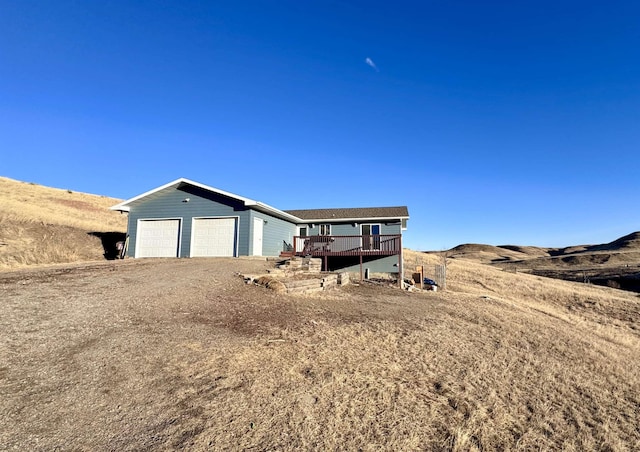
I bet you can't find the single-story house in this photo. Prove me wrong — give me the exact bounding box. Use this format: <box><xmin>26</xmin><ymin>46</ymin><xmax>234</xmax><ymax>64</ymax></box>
<box><xmin>110</xmin><ymin>178</ymin><xmax>409</xmax><ymax>275</ymax></box>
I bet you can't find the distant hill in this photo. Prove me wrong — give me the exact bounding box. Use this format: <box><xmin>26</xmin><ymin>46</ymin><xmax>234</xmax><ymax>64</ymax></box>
<box><xmin>440</xmin><ymin>232</ymin><xmax>640</xmax><ymax>266</ymax></box>
<box><xmin>0</xmin><ymin>176</ymin><xmax>126</xmax><ymax>269</ymax></box>
<box><xmin>429</xmin><ymin>232</ymin><xmax>640</xmax><ymax>292</ymax></box>
<box><xmin>446</xmin><ymin>243</ymin><xmax>547</xmax><ymax>264</ymax></box>
<box><xmin>597</xmin><ymin>231</ymin><xmax>640</xmax><ymax>251</ymax></box>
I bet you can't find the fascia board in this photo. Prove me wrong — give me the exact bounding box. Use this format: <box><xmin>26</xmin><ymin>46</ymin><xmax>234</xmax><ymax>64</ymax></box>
<box><xmin>109</xmin><ymin>177</ymin><xmax>258</xmax><ymax>212</ymax></box>
<box><xmin>254</xmin><ymin>202</ymin><xmax>303</xmax><ymax>223</ymax></box>
<box><xmin>110</xmin><ymin>203</ymin><xmax>130</xmax><ymax>212</ymax></box>
<box><xmin>183</xmin><ymin>178</ymin><xmax>257</xmax><ymax>205</ymax></box>
<box><xmin>296</xmin><ymin>216</ymin><xmax>409</xmax><ymax>223</ymax></box>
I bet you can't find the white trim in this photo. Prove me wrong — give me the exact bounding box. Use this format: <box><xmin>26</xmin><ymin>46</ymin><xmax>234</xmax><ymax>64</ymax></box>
<box><xmin>254</xmin><ymin>202</ymin><xmax>301</xmax><ymax>223</ymax></box>
<box><xmin>110</xmin><ymin>178</ymin><xmax>302</xmax><ymax>223</ymax></box>
<box><xmin>110</xmin><ymin>178</ymin><xmax>256</xmax><ymax>213</ymax></box>
<box><xmin>319</xmin><ymin>223</ymin><xmax>331</xmax><ymax>236</ymax></box>
<box><xmin>360</xmin><ymin>223</ymin><xmax>382</xmax><ymax>234</ymax></box>
<box><xmin>360</xmin><ymin>223</ymin><xmax>382</xmax><ymax>251</ymax></box>
<box><xmin>296</xmin><ymin>216</ymin><xmax>409</xmax><ymax>223</ymax></box>
<box><xmin>189</xmin><ymin>216</ymin><xmax>240</xmax><ymax>258</ymax></box>
<box><xmin>295</xmin><ymin>226</ymin><xmax>308</xmax><ymax>253</ymax></box>
<box><xmin>135</xmin><ymin>217</ymin><xmax>183</xmax><ymax>258</ymax></box>
<box><xmin>252</xmin><ymin>217</ymin><xmax>264</xmax><ymax>256</ymax></box>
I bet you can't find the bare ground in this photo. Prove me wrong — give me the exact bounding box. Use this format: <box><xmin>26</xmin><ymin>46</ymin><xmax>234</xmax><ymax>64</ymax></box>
<box><xmin>1</xmin><ymin>257</ymin><xmax>640</xmax><ymax>450</ymax></box>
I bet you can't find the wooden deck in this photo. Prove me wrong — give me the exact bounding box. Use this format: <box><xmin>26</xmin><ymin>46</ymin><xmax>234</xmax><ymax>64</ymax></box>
<box><xmin>292</xmin><ymin>235</ymin><xmax>402</xmax><ymax>257</ymax></box>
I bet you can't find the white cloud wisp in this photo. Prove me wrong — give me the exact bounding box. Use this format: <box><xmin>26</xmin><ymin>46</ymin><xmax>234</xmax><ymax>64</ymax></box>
<box><xmin>365</xmin><ymin>57</ymin><xmax>379</xmax><ymax>72</ymax></box>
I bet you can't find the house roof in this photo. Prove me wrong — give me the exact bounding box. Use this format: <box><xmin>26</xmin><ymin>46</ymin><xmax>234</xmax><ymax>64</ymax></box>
<box><xmin>284</xmin><ymin>206</ymin><xmax>409</xmax><ymax>222</ymax></box>
<box><xmin>109</xmin><ymin>178</ymin><xmax>301</xmax><ymax>223</ymax></box>
<box><xmin>110</xmin><ymin>178</ymin><xmax>409</xmax><ymax>225</ymax></box>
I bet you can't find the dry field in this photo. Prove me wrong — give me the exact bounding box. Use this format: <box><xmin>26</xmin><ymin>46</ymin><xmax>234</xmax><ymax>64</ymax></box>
<box><xmin>443</xmin><ymin>233</ymin><xmax>640</xmax><ymax>268</ymax></box>
<box><xmin>439</xmin><ymin>234</ymin><xmax>640</xmax><ymax>293</ymax></box>
<box><xmin>1</xmin><ymin>251</ymin><xmax>639</xmax><ymax>451</ymax></box>
<box><xmin>0</xmin><ymin>176</ymin><xmax>126</xmax><ymax>268</ymax></box>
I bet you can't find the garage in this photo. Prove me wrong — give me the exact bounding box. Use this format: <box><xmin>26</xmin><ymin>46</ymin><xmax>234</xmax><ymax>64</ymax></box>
<box><xmin>136</xmin><ymin>219</ymin><xmax>181</xmax><ymax>258</ymax></box>
<box><xmin>191</xmin><ymin>217</ymin><xmax>237</xmax><ymax>257</ymax></box>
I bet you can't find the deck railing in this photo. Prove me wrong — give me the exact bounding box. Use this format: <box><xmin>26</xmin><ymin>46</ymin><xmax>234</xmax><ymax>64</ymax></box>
<box><xmin>293</xmin><ymin>235</ymin><xmax>402</xmax><ymax>257</ymax></box>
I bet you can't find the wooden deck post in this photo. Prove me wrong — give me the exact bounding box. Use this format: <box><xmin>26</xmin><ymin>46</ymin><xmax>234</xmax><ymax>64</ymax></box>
<box><xmin>360</xmin><ymin>254</ymin><xmax>363</xmax><ymax>281</ymax></box>
<box><xmin>398</xmin><ymin>235</ymin><xmax>403</xmax><ymax>288</ymax></box>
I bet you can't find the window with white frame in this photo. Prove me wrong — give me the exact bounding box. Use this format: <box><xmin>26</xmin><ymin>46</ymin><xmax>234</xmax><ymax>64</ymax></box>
<box><xmin>319</xmin><ymin>224</ymin><xmax>331</xmax><ymax>236</ymax></box>
<box><xmin>361</xmin><ymin>223</ymin><xmax>381</xmax><ymax>250</ymax></box>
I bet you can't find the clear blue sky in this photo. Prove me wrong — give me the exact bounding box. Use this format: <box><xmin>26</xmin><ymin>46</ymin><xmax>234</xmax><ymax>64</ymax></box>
<box><xmin>2</xmin><ymin>1</ymin><xmax>639</xmax><ymax>250</ymax></box>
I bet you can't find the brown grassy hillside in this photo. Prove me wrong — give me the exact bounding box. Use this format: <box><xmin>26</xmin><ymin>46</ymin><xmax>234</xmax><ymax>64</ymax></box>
<box><xmin>443</xmin><ymin>233</ymin><xmax>640</xmax><ymax>268</ymax></box>
<box><xmin>0</xmin><ymin>176</ymin><xmax>126</xmax><ymax>269</ymax></box>
<box><xmin>433</xmin><ymin>232</ymin><xmax>640</xmax><ymax>293</ymax></box>
<box><xmin>2</xmin><ymin>254</ymin><xmax>639</xmax><ymax>450</ymax></box>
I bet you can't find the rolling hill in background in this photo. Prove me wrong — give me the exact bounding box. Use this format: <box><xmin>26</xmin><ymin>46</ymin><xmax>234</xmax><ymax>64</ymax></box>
<box><xmin>0</xmin><ymin>176</ymin><xmax>126</xmax><ymax>269</ymax></box>
<box><xmin>434</xmin><ymin>232</ymin><xmax>640</xmax><ymax>292</ymax></box>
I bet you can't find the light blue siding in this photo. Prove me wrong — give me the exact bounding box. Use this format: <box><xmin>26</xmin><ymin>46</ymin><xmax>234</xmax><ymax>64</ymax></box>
<box><xmin>126</xmin><ymin>184</ymin><xmax>252</xmax><ymax>257</ymax></box>
<box><xmin>333</xmin><ymin>255</ymin><xmax>401</xmax><ymax>274</ymax></box>
<box><xmin>306</xmin><ymin>221</ymin><xmax>402</xmax><ymax>236</ymax></box>
<box><xmin>250</xmin><ymin>211</ymin><xmax>297</xmax><ymax>256</ymax></box>
<box><xmin>122</xmin><ymin>182</ymin><xmax>405</xmax><ymax>269</ymax></box>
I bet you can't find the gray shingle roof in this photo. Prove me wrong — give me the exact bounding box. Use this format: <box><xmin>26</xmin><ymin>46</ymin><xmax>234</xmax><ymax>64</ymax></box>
<box><xmin>284</xmin><ymin>206</ymin><xmax>409</xmax><ymax>221</ymax></box>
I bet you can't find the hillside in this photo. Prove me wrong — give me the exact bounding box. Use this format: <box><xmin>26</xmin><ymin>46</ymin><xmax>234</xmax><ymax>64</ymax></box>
<box><xmin>0</xmin><ymin>176</ymin><xmax>126</xmax><ymax>269</ymax></box>
<box><xmin>443</xmin><ymin>234</ymin><xmax>640</xmax><ymax>266</ymax></box>
<box><xmin>432</xmin><ymin>232</ymin><xmax>640</xmax><ymax>292</ymax></box>
<box><xmin>1</xmin><ymin>178</ymin><xmax>639</xmax><ymax>449</ymax></box>
<box><xmin>2</xmin><ymin>253</ymin><xmax>639</xmax><ymax>450</ymax></box>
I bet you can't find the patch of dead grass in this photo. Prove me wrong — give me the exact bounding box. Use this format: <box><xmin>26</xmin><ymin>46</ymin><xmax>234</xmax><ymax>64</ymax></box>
<box><xmin>1</xmin><ymin>258</ymin><xmax>639</xmax><ymax>450</ymax></box>
<box><xmin>0</xmin><ymin>177</ymin><xmax>126</xmax><ymax>269</ymax></box>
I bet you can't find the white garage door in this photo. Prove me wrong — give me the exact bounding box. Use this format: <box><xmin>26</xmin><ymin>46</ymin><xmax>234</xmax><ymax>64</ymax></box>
<box><xmin>191</xmin><ymin>218</ymin><xmax>237</xmax><ymax>257</ymax></box>
<box><xmin>136</xmin><ymin>219</ymin><xmax>180</xmax><ymax>258</ymax></box>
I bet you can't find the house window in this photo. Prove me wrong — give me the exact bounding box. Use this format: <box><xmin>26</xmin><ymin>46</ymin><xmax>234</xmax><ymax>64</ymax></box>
<box><xmin>361</xmin><ymin>224</ymin><xmax>381</xmax><ymax>250</ymax></box>
<box><xmin>361</xmin><ymin>224</ymin><xmax>380</xmax><ymax>236</ymax></box>
<box><xmin>319</xmin><ymin>224</ymin><xmax>331</xmax><ymax>236</ymax></box>
<box><xmin>299</xmin><ymin>227</ymin><xmax>307</xmax><ymax>237</ymax></box>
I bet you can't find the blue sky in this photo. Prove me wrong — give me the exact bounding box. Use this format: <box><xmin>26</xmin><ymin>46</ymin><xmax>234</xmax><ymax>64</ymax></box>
<box><xmin>2</xmin><ymin>1</ymin><xmax>639</xmax><ymax>250</ymax></box>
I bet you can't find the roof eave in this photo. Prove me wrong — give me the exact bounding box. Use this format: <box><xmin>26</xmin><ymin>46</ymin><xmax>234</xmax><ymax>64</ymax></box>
<box><xmin>109</xmin><ymin>204</ymin><xmax>130</xmax><ymax>212</ymax></box>
<box><xmin>296</xmin><ymin>215</ymin><xmax>409</xmax><ymax>223</ymax></box>
<box><xmin>255</xmin><ymin>202</ymin><xmax>303</xmax><ymax>222</ymax></box>
<box><xmin>109</xmin><ymin>178</ymin><xmax>301</xmax><ymax>222</ymax></box>
<box><xmin>108</xmin><ymin>177</ymin><xmax>259</xmax><ymax>211</ymax></box>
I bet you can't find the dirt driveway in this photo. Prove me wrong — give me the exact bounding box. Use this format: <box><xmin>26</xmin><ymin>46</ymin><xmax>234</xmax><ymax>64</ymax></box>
<box><xmin>5</xmin><ymin>258</ymin><xmax>638</xmax><ymax>450</ymax></box>
<box><xmin>0</xmin><ymin>258</ymin><xmax>422</xmax><ymax>450</ymax></box>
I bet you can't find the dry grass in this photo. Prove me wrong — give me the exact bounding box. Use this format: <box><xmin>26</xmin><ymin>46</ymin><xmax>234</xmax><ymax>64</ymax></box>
<box><xmin>2</xmin><ymin>256</ymin><xmax>639</xmax><ymax>450</ymax></box>
<box><xmin>1</xmin><ymin>178</ymin><xmax>640</xmax><ymax>449</ymax></box>
<box><xmin>0</xmin><ymin>177</ymin><xmax>126</xmax><ymax>268</ymax></box>
<box><xmin>441</xmin><ymin>235</ymin><xmax>640</xmax><ymax>276</ymax></box>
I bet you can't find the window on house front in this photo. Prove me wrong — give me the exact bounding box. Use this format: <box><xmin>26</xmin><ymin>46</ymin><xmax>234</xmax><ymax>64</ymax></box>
<box><xmin>361</xmin><ymin>224</ymin><xmax>380</xmax><ymax>236</ymax></box>
<box><xmin>361</xmin><ymin>224</ymin><xmax>381</xmax><ymax>250</ymax></box>
<box><xmin>319</xmin><ymin>224</ymin><xmax>331</xmax><ymax>236</ymax></box>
